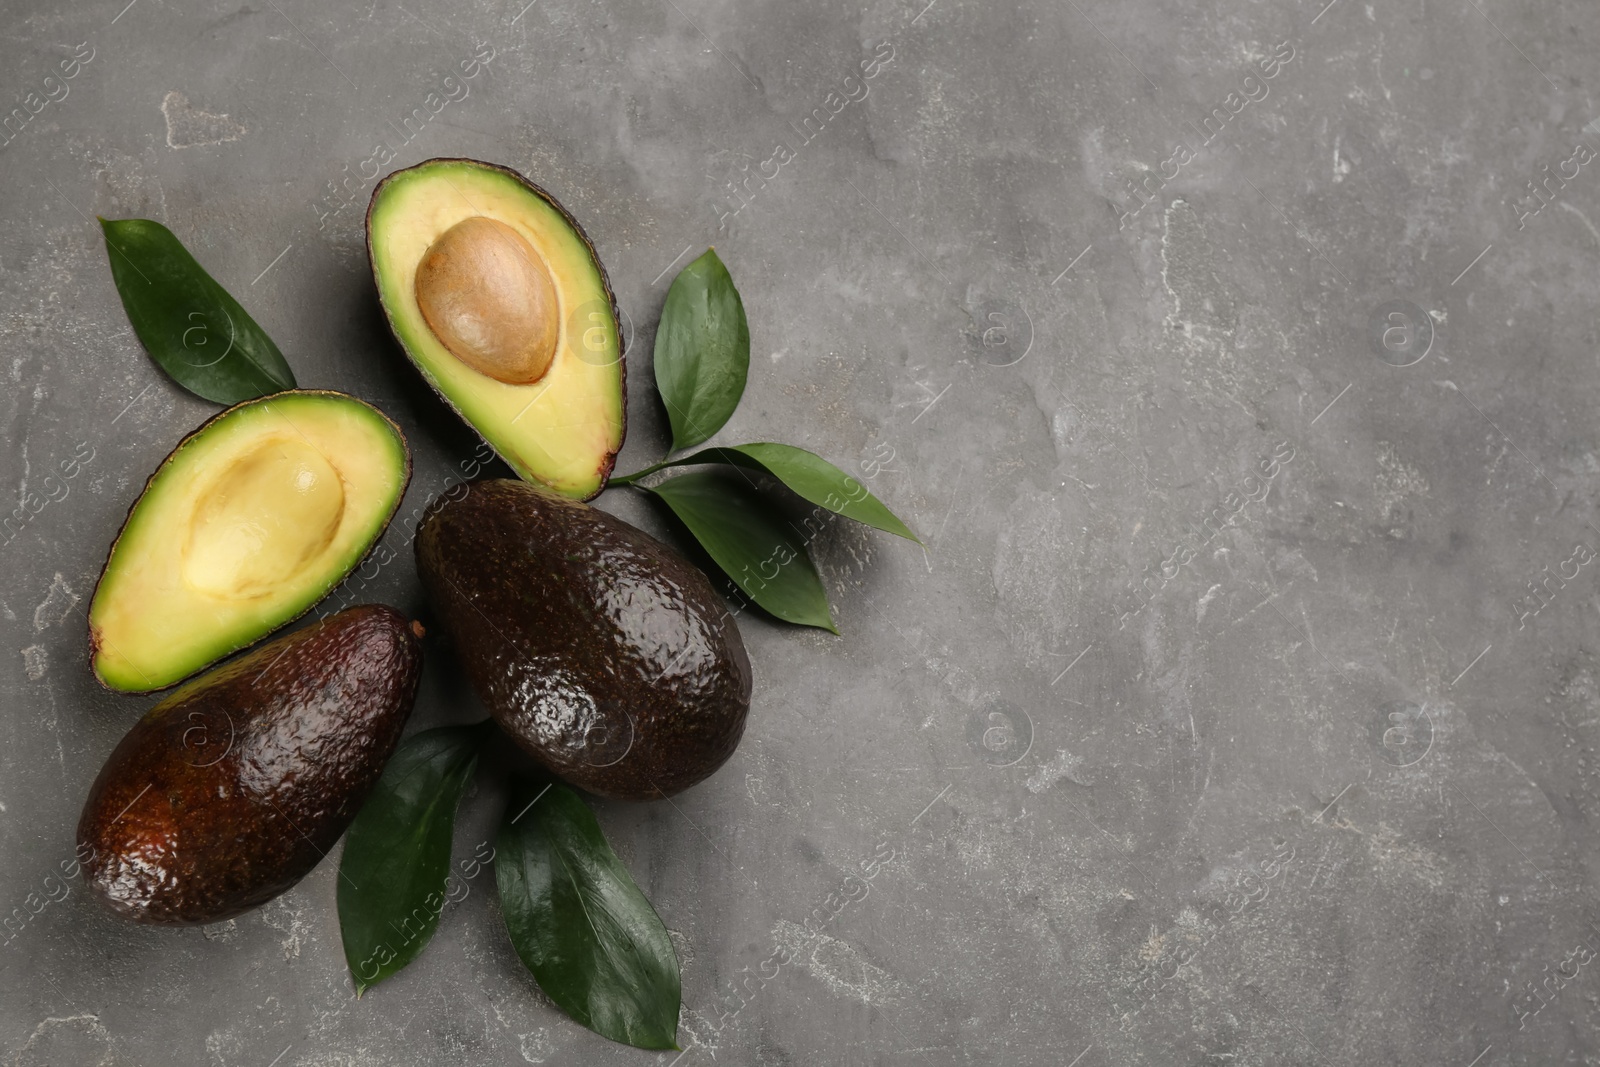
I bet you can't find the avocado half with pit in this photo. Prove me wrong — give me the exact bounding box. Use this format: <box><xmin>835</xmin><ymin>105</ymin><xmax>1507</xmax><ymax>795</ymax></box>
<box><xmin>89</xmin><ymin>391</ymin><xmax>410</xmax><ymax>693</ymax></box>
<box><xmin>366</xmin><ymin>158</ymin><xmax>625</xmax><ymax>501</ymax></box>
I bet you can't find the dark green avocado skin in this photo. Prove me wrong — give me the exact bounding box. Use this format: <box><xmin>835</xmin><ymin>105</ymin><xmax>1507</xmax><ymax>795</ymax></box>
<box><xmin>415</xmin><ymin>479</ymin><xmax>751</xmax><ymax>800</ymax></box>
<box><xmin>77</xmin><ymin>605</ymin><xmax>423</xmax><ymax>925</ymax></box>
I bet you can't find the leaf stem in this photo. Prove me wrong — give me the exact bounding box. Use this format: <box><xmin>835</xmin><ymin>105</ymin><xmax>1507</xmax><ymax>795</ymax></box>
<box><xmin>609</xmin><ymin>460</ymin><xmax>669</xmax><ymax>487</ymax></box>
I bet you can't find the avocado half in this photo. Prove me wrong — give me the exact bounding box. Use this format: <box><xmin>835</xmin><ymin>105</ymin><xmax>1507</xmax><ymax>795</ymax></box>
<box><xmin>366</xmin><ymin>158</ymin><xmax>625</xmax><ymax>501</ymax></box>
<box><xmin>89</xmin><ymin>390</ymin><xmax>411</xmax><ymax>693</ymax></box>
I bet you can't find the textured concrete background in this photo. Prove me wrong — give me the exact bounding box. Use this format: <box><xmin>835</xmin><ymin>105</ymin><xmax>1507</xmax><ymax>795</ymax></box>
<box><xmin>1</xmin><ymin>0</ymin><xmax>1598</xmax><ymax>1063</ymax></box>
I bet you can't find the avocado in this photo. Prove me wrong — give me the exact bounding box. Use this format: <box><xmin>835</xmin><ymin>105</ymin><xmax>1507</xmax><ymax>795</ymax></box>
<box><xmin>415</xmin><ymin>479</ymin><xmax>750</xmax><ymax>800</ymax></box>
<box><xmin>367</xmin><ymin>158</ymin><xmax>625</xmax><ymax>501</ymax></box>
<box><xmin>88</xmin><ymin>390</ymin><xmax>410</xmax><ymax>693</ymax></box>
<box><xmin>78</xmin><ymin>605</ymin><xmax>424</xmax><ymax>925</ymax></box>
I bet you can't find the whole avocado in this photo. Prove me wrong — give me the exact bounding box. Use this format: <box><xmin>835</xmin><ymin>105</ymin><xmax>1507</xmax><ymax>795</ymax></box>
<box><xmin>415</xmin><ymin>479</ymin><xmax>751</xmax><ymax>799</ymax></box>
<box><xmin>78</xmin><ymin>605</ymin><xmax>423</xmax><ymax>925</ymax></box>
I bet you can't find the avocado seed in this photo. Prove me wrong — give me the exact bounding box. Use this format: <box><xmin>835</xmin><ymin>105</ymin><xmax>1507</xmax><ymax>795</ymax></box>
<box><xmin>414</xmin><ymin>216</ymin><xmax>559</xmax><ymax>385</ymax></box>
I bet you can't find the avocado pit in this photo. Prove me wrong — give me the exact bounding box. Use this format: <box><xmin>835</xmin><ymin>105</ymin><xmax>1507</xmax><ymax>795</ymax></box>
<box><xmin>414</xmin><ymin>216</ymin><xmax>559</xmax><ymax>385</ymax></box>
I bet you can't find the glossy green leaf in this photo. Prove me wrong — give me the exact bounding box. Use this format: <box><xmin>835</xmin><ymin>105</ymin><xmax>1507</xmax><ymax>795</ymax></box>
<box><xmin>100</xmin><ymin>217</ymin><xmax>296</xmax><ymax>404</ymax></box>
<box><xmin>625</xmin><ymin>442</ymin><xmax>919</xmax><ymax>542</ymax></box>
<box><xmin>338</xmin><ymin>722</ymin><xmax>489</xmax><ymax>995</ymax></box>
<box><xmin>646</xmin><ymin>468</ymin><xmax>837</xmax><ymax>632</ymax></box>
<box><xmin>653</xmin><ymin>248</ymin><xmax>749</xmax><ymax>450</ymax></box>
<box><xmin>496</xmin><ymin>777</ymin><xmax>681</xmax><ymax>1051</ymax></box>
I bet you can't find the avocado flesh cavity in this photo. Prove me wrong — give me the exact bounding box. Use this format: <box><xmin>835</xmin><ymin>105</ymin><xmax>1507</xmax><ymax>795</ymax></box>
<box><xmin>415</xmin><ymin>479</ymin><xmax>751</xmax><ymax>800</ymax></box>
<box><xmin>183</xmin><ymin>437</ymin><xmax>344</xmax><ymax>596</ymax></box>
<box><xmin>78</xmin><ymin>605</ymin><xmax>423</xmax><ymax>925</ymax></box>
<box><xmin>367</xmin><ymin>158</ymin><xmax>625</xmax><ymax>501</ymax></box>
<box><xmin>89</xmin><ymin>390</ymin><xmax>410</xmax><ymax>693</ymax></box>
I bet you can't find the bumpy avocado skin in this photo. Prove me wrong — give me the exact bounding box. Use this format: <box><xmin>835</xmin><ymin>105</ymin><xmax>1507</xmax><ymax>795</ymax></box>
<box><xmin>415</xmin><ymin>479</ymin><xmax>751</xmax><ymax>800</ymax></box>
<box><xmin>77</xmin><ymin>605</ymin><xmax>423</xmax><ymax>925</ymax></box>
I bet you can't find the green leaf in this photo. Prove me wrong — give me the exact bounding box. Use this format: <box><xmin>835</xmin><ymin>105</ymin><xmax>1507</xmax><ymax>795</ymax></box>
<box><xmin>636</xmin><ymin>442</ymin><xmax>919</xmax><ymax>542</ymax></box>
<box><xmin>653</xmin><ymin>247</ymin><xmax>749</xmax><ymax>451</ymax></box>
<box><xmin>646</xmin><ymin>468</ymin><xmax>837</xmax><ymax>632</ymax></box>
<box><xmin>496</xmin><ymin>777</ymin><xmax>681</xmax><ymax>1051</ymax></box>
<box><xmin>100</xmin><ymin>218</ymin><xmax>296</xmax><ymax>404</ymax></box>
<box><xmin>337</xmin><ymin>722</ymin><xmax>489</xmax><ymax>995</ymax></box>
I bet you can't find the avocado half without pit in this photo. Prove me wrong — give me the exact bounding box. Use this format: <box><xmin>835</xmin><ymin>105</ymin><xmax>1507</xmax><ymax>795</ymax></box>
<box><xmin>367</xmin><ymin>158</ymin><xmax>626</xmax><ymax>501</ymax></box>
<box><xmin>88</xmin><ymin>391</ymin><xmax>410</xmax><ymax>693</ymax></box>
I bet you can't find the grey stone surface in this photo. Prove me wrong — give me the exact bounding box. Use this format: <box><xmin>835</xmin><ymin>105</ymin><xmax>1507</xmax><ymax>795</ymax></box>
<box><xmin>1</xmin><ymin>0</ymin><xmax>1598</xmax><ymax>1062</ymax></box>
